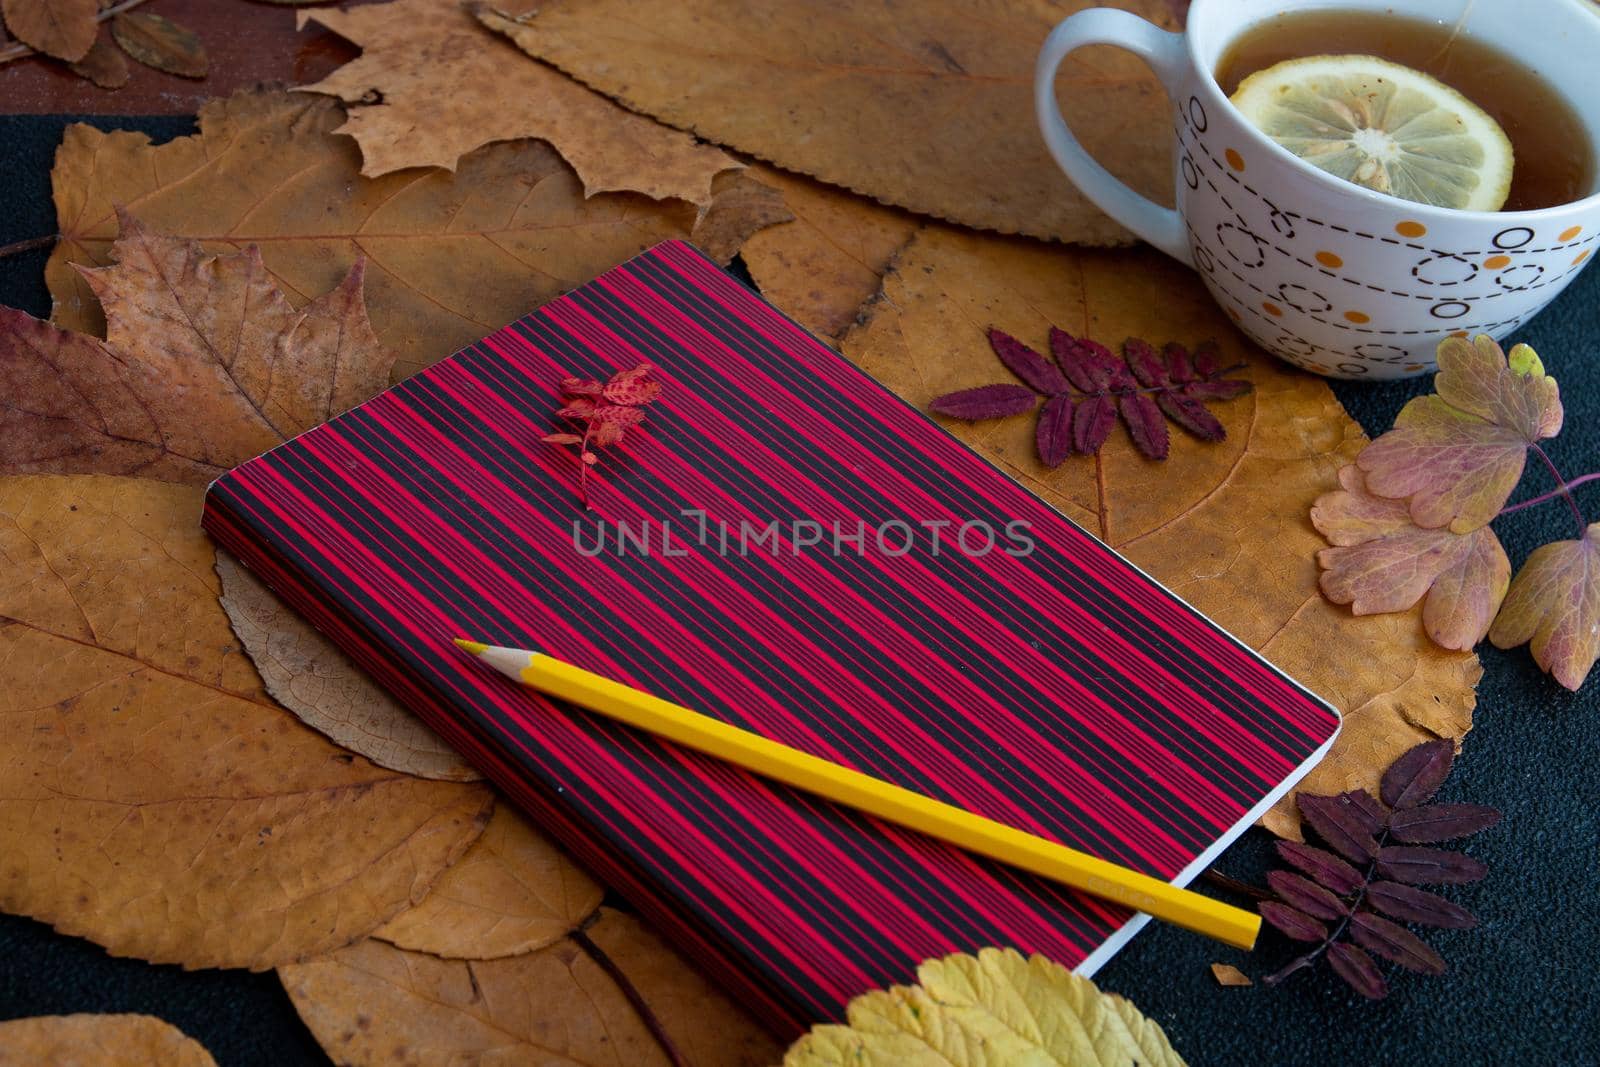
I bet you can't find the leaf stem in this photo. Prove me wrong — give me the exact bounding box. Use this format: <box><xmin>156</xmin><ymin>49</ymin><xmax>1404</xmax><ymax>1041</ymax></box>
<box><xmin>0</xmin><ymin>234</ymin><xmax>58</xmax><ymax>260</ymax></box>
<box><xmin>572</xmin><ymin>918</ymin><xmax>688</xmax><ymax>1067</ymax></box>
<box><xmin>1498</xmin><ymin>469</ymin><xmax>1600</xmax><ymax>523</ymax></box>
<box><xmin>1201</xmin><ymin>868</ymin><xmax>1273</xmax><ymax>902</ymax></box>
<box><xmin>1528</xmin><ymin>445</ymin><xmax>1588</xmax><ymax>533</ymax></box>
<box><xmin>0</xmin><ymin>0</ymin><xmax>155</xmax><ymax>65</ymax></box>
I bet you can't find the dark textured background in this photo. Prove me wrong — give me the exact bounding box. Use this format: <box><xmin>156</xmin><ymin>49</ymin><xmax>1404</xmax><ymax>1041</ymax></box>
<box><xmin>2</xmin><ymin>114</ymin><xmax>1597</xmax><ymax>1065</ymax></box>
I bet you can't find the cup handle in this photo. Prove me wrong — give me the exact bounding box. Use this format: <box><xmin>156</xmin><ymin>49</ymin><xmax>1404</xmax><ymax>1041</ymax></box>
<box><xmin>1036</xmin><ymin>10</ymin><xmax>1191</xmax><ymax>265</ymax></box>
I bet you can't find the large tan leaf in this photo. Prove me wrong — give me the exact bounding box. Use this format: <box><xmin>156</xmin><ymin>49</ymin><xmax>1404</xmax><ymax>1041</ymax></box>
<box><xmin>294</xmin><ymin>0</ymin><xmax>737</xmax><ymax>205</ymax></box>
<box><xmin>0</xmin><ymin>475</ymin><xmax>493</xmax><ymax>969</ymax></box>
<box><xmin>740</xmin><ymin>166</ymin><xmax>918</xmax><ymax>345</ymax></box>
<box><xmin>0</xmin><ymin>1014</ymin><xmax>216</xmax><ymax>1067</ymax></box>
<box><xmin>838</xmin><ymin>228</ymin><xmax>1480</xmax><ymax>836</ymax></box>
<box><xmin>3</xmin><ymin>214</ymin><xmax>394</xmax><ymax>483</ymax></box>
<box><xmin>784</xmin><ymin>947</ymin><xmax>1185</xmax><ymax>1067</ymax></box>
<box><xmin>216</xmin><ymin>554</ymin><xmax>479</xmax><ymax>782</ymax></box>
<box><xmin>375</xmin><ymin>804</ymin><xmax>603</xmax><ymax>959</ymax></box>
<box><xmin>1</xmin><ymin>0</ymin><xmax>97</xmax><ymax>61</ymax></box>
<box><xmin>47</xmin><ymin>89</ymin><xmax>786</xmax><ymax>382</ymax></box>
<box><xmin>493</xmin><ymin>0</ymin><xmax>1177</xmax><ymax>243</ymax></box>
<box><xmin>280</xmin><ymin>909</ymin><xmax>781</xmax><ymax>1066</ymax></box>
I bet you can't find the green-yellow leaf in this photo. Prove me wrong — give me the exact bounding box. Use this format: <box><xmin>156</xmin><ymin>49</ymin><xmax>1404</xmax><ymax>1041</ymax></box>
<box><xmin>1489</xmin><ymin>523</ymin><xmax>1600</xmax><ymax>690</ymax></box>
<box><xmin>783</xmin><ymin>948</ymin><xmax>1186</xmax><ymax>1067</ymax></box>
<box><xmin>1357</xmin><ymin>335</ymin><xmax>1563</xmax><ymax>533</ymax></box>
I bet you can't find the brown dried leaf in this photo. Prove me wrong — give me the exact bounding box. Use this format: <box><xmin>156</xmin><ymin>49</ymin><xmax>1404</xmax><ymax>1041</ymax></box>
<box><xmin>375</xmin><ymin>805</ymin><xmax>603</xmax><ymax>959</ymax></box>
<box><xmin>281</xmin><ymin>909</ymin><xmax>781</xmax><ymax>1067</ymax></box>
<box><xmin>1209</xmin><ymin>963</ymin><xmax>1252</xmax><ymax>987</ymax></box>
<box><xmin>689</xmin><ymin>171</ymin><xmax>794</xmax><ymax>265</ymax></box>
<box><xmin>496</xmin><ymin>0</ymin><xmax>1176</xmax><ymax>243</ymax></box>
<box><xmin>111</xmin><ymin>12</ymin><xmax>206</xmax><ymax>78</ymax></box>
<box><xmin>67</xmin><ymin>32</ymin><xmax>128</xmax><ymax>88</ymax></box>
<box><xmin>1</xmin><ymin>0</ymin><xmax>96</xmax><ymax>60</ymax></box>
<box><xmin>838</xmin><ymin>227</ymin><xmax>1479</xmax><ymax>838</ymax></box>
<box><xmin>0</xmin><ymin>1014</ymin><xmax>216</xmax><ymax>1067</ymax></box>
<box><xmin>730</xmin><ymin>166</ymin><xmax>918</xmax><ymax>345</ymax></box>
<box><xmin>0</xmin><ymin>475</ymin><xmax>492</xmax><ymax>970</ymax></box>
<box><xmin>293</xmin><ymin>0</ymin><xmax>737</xmax><ymax>204</ymax></box>
<box><xmin>216</xmin><ymin>554</ymin><xmax>479</xmax><ymax>782</ymax></box>
<box><xmin>46</xmin><ymin>90</ymin><xmax>783</xmax><ymax>382</ymax></box>
<box><xmin>2</xmin><ymin>216</ymin><xmax>395</xmax><ymax>483</ymax></box>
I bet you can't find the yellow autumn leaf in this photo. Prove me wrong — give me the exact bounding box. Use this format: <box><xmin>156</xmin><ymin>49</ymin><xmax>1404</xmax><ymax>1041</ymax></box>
<box><xmin>783</xmin><ymin>948</ymin><xmax>1186</xmax><ymax>1067</ymax></box>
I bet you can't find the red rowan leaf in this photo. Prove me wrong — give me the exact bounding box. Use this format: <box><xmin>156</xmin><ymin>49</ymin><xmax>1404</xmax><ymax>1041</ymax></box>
<box><xmin>987</xmin><ymin>329</ymin><xmax>1067</xmax><ymax>395</ymax></box>
<box><xmin>1072</xmin><ymin>395</ymin><xmax>1117</xmax><ymax>455</ymax></box>
<box><xmin>930</xmin><ymin>385</ymin><xmax>1038</xmax><ymax>420</ymax></box>
<box><xmin>1036</xmin><ymin>395</ymin><xmax>1074</xmax><ymax>468</ymax></box>
<box><xmin>1327</xmin><ymin>942</ymin><xmax>1388</xmax><ymax>999</ymax></box>
<box><xmin>1118</xmin><ymin>393</ymin><xmax>1168</xmax><ymax>460</ymax></box>
<box><xmin>1381</xmin><ymin>739</ymin><xmax>1455</xmax><ymax>809</ymax></box>
<box><xmin>541</xmin><ymin>432</ymin><xmax>583</xmax><ymax>445</ymax></box>
<box><xmin>1266</xmin><ymin>870</ymin><xmax>1347</xmax><ymax>921</ymax></box>
<box><xmin>1259</xmin><ymin>901</ymin><xmax>1326</xmax><ymax>942</ymax></box>
<box><xmin>1297</xmin><ymin>793</ymin><xmax>1380</xmax><ymax>861</ymax></box>
<box><xmin>1365</xmin><ymin>881</ymin><xmax>1477</xmax><ymax>929</ymax></box>
<box><xmin>560</xmin><ymin>376</ymin><xmax>605</xmax><ymax>396</ymax></box>
<box><xmin>1349</xmin><ymin>913</ymin><xmax>1446</xmax><ymax>974</ymax></box>
<box><xmin>1388</xmin><ymin>803</ymin><xmax>1502</xmax><ymax>843</ymax></box>
<box><xmin>1275</xmin><ymin>841</ymin><xmax>1364</xmax><ymax>896</ymax></box>
<box><xmin>543</xmin><ymin>362</ymin><xmax>660</xmax><ymax>505</ymax></box>
<box><xmin>1376</xmin><ymin>846</ymin><xmax>1487</xmax><ymax>885</ymax></box>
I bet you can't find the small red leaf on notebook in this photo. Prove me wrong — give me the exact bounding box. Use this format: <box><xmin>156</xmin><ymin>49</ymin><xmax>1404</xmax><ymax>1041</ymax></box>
<box><xmin>543</xmin><ymin>362</ymin><xmax>661</xmax><ymax>507</ymax></box>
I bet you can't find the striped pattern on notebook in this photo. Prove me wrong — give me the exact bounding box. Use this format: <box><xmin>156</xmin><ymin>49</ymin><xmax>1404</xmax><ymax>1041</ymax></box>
<box><xmin>203</xmin><ymin>240</ymin><xmax>1340</xmax><ymax>1031</ymax></box>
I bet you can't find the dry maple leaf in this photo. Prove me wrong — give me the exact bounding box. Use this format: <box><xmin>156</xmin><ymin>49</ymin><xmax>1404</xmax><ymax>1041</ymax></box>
<box><xmin>491</xmin><ymin>0</ymin><xmax>1175</xmax><ymax>244</ymax></box>
<box><xmin>0</xmin><ymin>1014</ymin><xmax>216</xmax><ymax>1067</ymax></box>
<box><xmin>840</xmin><ymin>227</ymin><xmax>1478</xmax><ymax>838</ymax></box>
<box><xmin>1</xmin><ymin>210</ymin><xmax>396</xmax><ymax>484</ymax></box>
<box><xmin>1313</xmin><ymin>466</ymin><xmax>1512</xmax><ymax>651</ymax></box>
<box><xmin>295</xmin><ymin>0</ymin><xmax>738</xmax><ymax>204</ymax></box>
<box><xmin>374</xmin><ymin>804</ymin><xmax>603</xmax><ymax>959</ymax></box>
<box><xmin>281</xmin><ymin>909</ymin><xmax>780</xmax><ymax>1067</ymax></box>
<box><xmin>784</xmin><ymin>948</ymin><xmax>1185</xmax><ymax>1066</ymax></box>
<box><xmin>1358</xmin><ymin>335</ymin><xmax>1563</xmax><ymax>534</ymax></box>
<box><xmin>1488</xmin><ymin>524</ymin><xmax>1600</xmax><ymax>690</ymax></box>
<box><xmin>216</xmin><ymin>554</ymin><xmax>480</xmax><ymax>781</ymax></box>
<box><xmin>738</xmin><ymin>165</ymin><xmax>919</xmax><ymax>345</ymax></box>
<box><xmin>1</xmin><ymin>0</ymin><xmax>97</xmax><ymax>61</ymax></box>
<box><xmin>0</xmin><ymin>475</ymin><xmax>492</xmax><ymax>970</ymax></box>
<box><xmin>46</xmin><ymin>90</ymin><xmax>786</xmax><ymax>382</ymax></box>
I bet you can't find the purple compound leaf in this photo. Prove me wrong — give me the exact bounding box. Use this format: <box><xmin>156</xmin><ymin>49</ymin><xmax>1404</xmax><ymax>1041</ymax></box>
<box><xmin>1259</xmin><ymin>901</ymin><xmax>1328</xmax><ymax>942</ymax></box>
<box><xmin>1350</xmin><ymin>912</ymin><xmax>1448</xmax><ymax>974</ymax></box>
<box><xmin>1298</xmin><ymin>793</ymin><xmax>1381</xmax><ymax>862</ymax></box>
<box><xmin>1266</xmin><ymin>870</ymin><xmax>1348</xmax><ymax>921</ymax></box>
<box><xmin>987</xmin><ymin>328</ymin><xmax>1068</xmax><ymax>395</ymax></box>
<box><xmin>1381</xmin><ymin>739</ymin><xmax>1455</xmax><ymax>809</ymax></box>
<box><xmin>1365</xmin><ymin>881</ymin><xmax>1478</xmax><ymax>929</ymax></box>
<box><xmin>1388</xmin><ymin>803</ymin><xmax>1502</xmax><ymax>844</ymax></box>
<box><xmin>1327</xmin><ymin>942</ymin><xmax>1389</xmax><ymax>1000</ymax></box>
<box><xmin>1036</xmin><ymin>395</ymin><xmax>1075</xmax><ymax>468</ymax></box>
<box><xmin>1376</xmin><ymin>846</ymin><xmax>1488</xmax><ymax>885</ymax></box>
<box><xmin>1275</xmin><ymin>841</ymin><xmax>1365</xmax><ymax>896</ymax></box>
<box><xmin>1073</xmin><ymin>395</ymin><xmax>1118</xmax><ymax>454</ymax></box>
<box><xmin>929</xmin><ymin>384</ymin><xmax>1040</xmax><ymax>420</ymax></box>
<box><xmin>1118</xmin><ymin>392</ymin><xmax>1169</xmax><ymax>460</ymax></box>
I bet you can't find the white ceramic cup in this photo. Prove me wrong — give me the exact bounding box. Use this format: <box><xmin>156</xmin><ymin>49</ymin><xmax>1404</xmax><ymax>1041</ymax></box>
<box><xmin>1035</xmin><ymin>0</ymin><xmax>1600</xmax><ymax>379</ymax></box>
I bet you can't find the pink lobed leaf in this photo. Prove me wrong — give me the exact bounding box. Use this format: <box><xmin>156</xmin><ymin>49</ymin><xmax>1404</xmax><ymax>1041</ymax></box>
<box><xmin>1314</xmin><ymin>467</ymin><xmax>1510</xmax><ymax>649</ymax></box>
<box><xmin>1356</xmin><ymin>336</ymin><xmax>1562</xmax><ymax>533</ymax></box>
<box><xmin>1488</xmin><ymin>524</ymin><xmax>1600</xmax><ymax>690</ymax></box>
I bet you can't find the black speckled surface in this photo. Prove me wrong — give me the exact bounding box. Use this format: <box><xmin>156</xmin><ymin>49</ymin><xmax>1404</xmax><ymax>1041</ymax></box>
<box><xmin>2</xmin><ymin>115</ymin><xmax>1596</xmax><ymax>1065</ymax></box>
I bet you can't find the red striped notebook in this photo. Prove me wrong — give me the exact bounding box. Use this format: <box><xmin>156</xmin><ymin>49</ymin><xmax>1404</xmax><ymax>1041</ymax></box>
<box><xmin>203</xmin><ymin>241</ymin><xmax>1339</xmax><ymax>1031</ymax></box>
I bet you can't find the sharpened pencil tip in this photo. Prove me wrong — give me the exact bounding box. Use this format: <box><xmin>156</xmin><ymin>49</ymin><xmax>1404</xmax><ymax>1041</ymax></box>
<box><xmin>453</xmin><ymin>637</ymin><xmax>490</xmax><ymax>656</ymax></box>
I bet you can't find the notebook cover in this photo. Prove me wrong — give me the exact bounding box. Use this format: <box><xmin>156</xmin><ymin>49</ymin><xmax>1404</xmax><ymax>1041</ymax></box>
<box><xmin>203</xmin><ymin>240</ymin><xmax>1340</xmax><ymax>1031</ymax></box>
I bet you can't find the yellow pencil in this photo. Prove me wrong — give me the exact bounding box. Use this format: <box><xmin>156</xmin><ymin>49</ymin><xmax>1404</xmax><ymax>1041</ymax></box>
<box><xmin>454</xmin><ymin>638</ymin><xmax>1260</xmax><ymax>950</ymax></box>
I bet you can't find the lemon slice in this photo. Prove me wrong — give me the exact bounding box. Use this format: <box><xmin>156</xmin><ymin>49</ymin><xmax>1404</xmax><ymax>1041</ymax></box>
<box><xmin>1230</xmin><ymin>54</ymin><xmax>1514</xmax><ymax>211</ymax></box>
